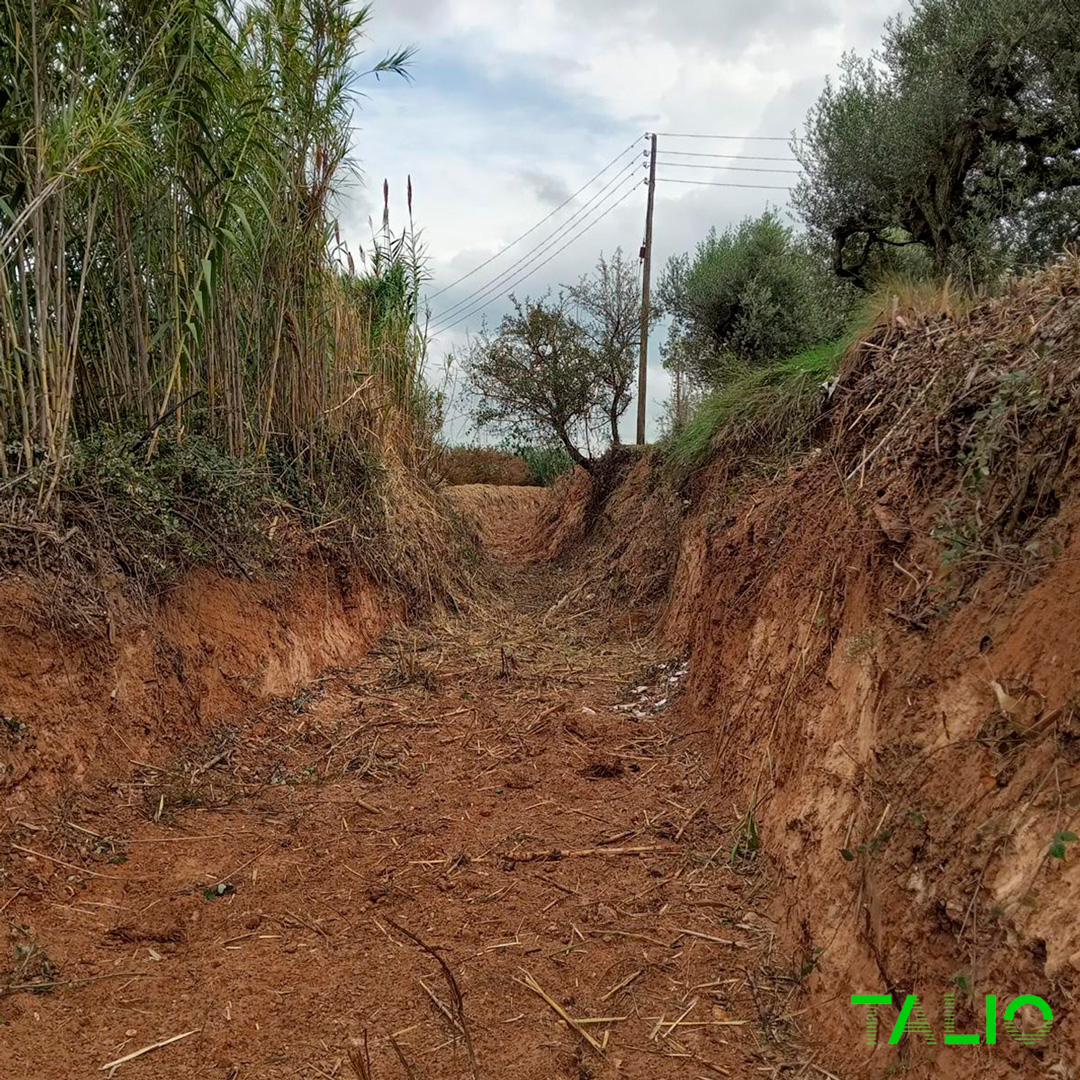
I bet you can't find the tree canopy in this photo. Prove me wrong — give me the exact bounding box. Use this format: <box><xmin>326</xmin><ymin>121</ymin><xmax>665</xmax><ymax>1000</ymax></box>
<box><xmin>566</xmin><ymin>248</ymin><xmax>649</xmax><ymax>445</ymax></box>
<box><xmin>464</xmin><ymin>294</ymin><xmax>600</xmax><ymax>470</ymax></box>
<box><xmin>464</xmin><ymin>251</ymin><xmax>650</xmax><ymax>463</ymax></box>
<box><xmin>793</xmin><ymin>0</ymin><xmax>1080</xmax><ymax>286</ymax></box>
<box><xmin>658</xmin><ymin>211</ymin><xmax>853</xmax><ymax>386</ymax></box>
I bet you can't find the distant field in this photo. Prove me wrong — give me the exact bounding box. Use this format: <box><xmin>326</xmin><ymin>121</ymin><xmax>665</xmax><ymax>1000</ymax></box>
<box><xmin>437</xmin><ymin>444</ymin><xmax>575</xmax><ymax>487</ymax></box>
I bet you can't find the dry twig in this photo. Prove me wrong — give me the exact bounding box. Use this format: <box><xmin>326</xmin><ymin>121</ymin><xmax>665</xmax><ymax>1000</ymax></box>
<box><xmin>514</xmin><ymin>969</ymin><xmax>605</xmax><ymax>1054</ymax></box>
<box><xmin>99</xmin><ymin>1029</ymin><xmax>200</xmax><ymax>1072</ymax></box>
<box><xmin>385</xmin><ymin>917</ymin><xmax>477</xmax><ymax>1076</ymax></box>
<box><xmin>504</xmin><ymin>845</ymin><xmax>672</xmax><ymax>863</ymax></box>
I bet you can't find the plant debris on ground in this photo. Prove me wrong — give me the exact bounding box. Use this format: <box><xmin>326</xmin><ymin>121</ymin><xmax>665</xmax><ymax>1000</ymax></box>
<box><xmin>0</xmin><ymin>491</ymin><xmax>808</xmax><ymax>1079</ymax></box>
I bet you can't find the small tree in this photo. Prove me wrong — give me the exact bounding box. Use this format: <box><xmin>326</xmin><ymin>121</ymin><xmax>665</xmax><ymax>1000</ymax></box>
<box><xmin>565</xmin><ymin>248</ymin><xmax>648</xmax><ymax>444</ymax></box>
<box><xmin>464</xmin><ymin>294</ymin><xmax>601</xmax><ymax>471</ymax></box>
<box><xmin>658</xmin><ymin>325</ymin><xmax>709</xmax><ymax>434</ymax></box>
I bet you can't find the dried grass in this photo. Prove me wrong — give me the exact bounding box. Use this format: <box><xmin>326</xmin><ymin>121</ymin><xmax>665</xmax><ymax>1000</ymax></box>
<box><xmin>833</xmin><ymin>254</ymin><xmax>1080</xmax><ymax>586</ymax></box>
<box><xmin>369</xmin><ymin>455</ymin><xmax>483</xmax><ymax>615</ymax></box>
<box><xmin>436</xmin><ymin>446</ymin><xmax>535</xmax><ymax>487</ymax></box>
<box><xmin>440</xmin><ymin>484</ymin><xmax>548</xmax><ymax>560</ymax></box>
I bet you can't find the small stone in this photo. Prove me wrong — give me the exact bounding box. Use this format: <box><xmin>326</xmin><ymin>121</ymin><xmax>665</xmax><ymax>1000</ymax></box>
<box><xmin>872</xmin><ymin>503</ymin><xmax>910</xmax><ymax>543</ymax></box>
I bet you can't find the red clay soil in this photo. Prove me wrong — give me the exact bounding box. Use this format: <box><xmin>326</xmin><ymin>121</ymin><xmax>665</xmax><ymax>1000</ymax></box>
<box><xmin>0</xmin><ymin>490</ymin><xmax>800</xmax><ymax>1080</ymax></box>
<box><xmin>0</xmin><ymin>564</ymin><xmax>390</xmax><ymax>805</ymax></box>
<box><xmin>441</xmin><ymin>485</ymin><xmax>548</xmax><ymax>562</ymax></box>
<box><xmin>16</xmin><ymin>251</ymin><xmax>1080</xmax><ymax>1080</ymax></box>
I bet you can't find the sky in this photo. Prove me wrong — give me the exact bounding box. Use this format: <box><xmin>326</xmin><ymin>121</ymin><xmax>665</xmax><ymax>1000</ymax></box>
<box><xmin>340</xmin><ymin>0</ymin><xmax>903</xmax><ymax>443</ymax></box>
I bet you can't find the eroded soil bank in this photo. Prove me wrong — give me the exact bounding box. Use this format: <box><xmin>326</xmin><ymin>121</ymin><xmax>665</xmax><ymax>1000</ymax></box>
<box><xmin>531</xmin><ymin>264</ymin><xmax>1080</xmax><ymax>1079</ymax></box>
<box><xmin>8</xmin><ymin>263</ymin><xmax>1080</xmax><ymax>1080</ymax></box>
<box><xmin>1</xmin><ymin>563</ymin><xmax>390</xmax><ymax>807</ymax></box>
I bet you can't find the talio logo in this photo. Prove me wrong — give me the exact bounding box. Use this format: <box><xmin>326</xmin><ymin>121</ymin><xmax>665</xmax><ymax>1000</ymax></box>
<box><xmin>851</xmin><ymin>992</ymin><xmax>1053</xmax><ymax>1047</ymax></box>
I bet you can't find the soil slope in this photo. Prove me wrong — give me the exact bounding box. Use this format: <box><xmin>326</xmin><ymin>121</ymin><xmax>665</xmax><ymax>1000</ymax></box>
<box><xmin>8</xmin><ymin>262</ymin><xmax>1079</xmax><ymax>1080</ymax></box>
<box><xmin>533</xmin><ymin>262</ymin><xmax>1080</xmax><ymax>1079</ymax></box>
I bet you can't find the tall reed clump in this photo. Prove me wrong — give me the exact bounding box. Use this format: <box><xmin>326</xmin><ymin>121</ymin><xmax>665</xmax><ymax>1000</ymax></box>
<box><xmin>0</xmin><ymin>0</ymin><xmax>465</xmax><ymax>605</ymax></box>
<box><xmin>0</xmin><ymin>0</ymin><xmax>430</xmax><ymax>482</ymax></box>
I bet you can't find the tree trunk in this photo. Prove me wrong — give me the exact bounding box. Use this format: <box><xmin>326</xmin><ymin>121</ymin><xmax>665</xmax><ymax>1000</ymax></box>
<box><xmin>832</xmin><ymin>229</ymin><xmax>872</xmax><ymax>291</ymax></box>
<box><xmin>558</xmin><ymin>428</ymin><xmax>592</xmax><ymax>473</ymax></box>
<box><xmin>609</xmin><ymin>403</ymin><xmax>621</xmax><ymax>446</ymax></box>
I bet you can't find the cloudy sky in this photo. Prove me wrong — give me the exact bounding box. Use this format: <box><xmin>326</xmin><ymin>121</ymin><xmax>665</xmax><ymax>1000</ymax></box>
<box><xmin>341</xmin><ymin>0</ymin><xmax>902</xmax><ymax>442</ymax></box>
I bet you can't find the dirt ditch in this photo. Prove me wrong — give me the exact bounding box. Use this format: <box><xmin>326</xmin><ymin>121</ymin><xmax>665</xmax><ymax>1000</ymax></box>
<box><xmin>9</xmin><ymin>257</ymin><xmax>1080</xmax><ymax>1080</ymax></box>
<box><xmin>0</xmin><ymin>490</ymin><xmax>803</xmax><ymax>1079</ymax></box>
<box><xmin>523</xmin><ymin>262</ymin><xmax>1080</xmax><ymax>1079</ymax></box>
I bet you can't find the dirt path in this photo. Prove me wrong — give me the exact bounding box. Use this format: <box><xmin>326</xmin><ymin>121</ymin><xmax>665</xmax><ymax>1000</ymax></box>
<box><xmin>1</xmin><ymin>491</ymin><xmax>798</xmax><ymax>1079</ymax></box>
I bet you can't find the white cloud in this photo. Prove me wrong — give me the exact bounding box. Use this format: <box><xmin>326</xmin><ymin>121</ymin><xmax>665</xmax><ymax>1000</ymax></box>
<box><xmin>349</xmin><ymin>0</ymin><xmax>904</xmax><ymax>440</ymax></box>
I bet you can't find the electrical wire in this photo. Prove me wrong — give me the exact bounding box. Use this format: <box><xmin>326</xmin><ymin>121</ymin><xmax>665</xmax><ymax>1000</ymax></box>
<box><xmin>431</xmin><ymin>174</ymin><xmax>642</xmax><ymax>332</ymax></box>
<box><xmin>656</xmin><ymin>160</ymin><xmax>802</xmax><ymax>174</ymax></box>
<box><xmin>430</xmin><ymin>156</ymin><xmax>641</xmax><ymax>326</ymax></box>
<box><xmin>655</xmin><ymin>132</ymin><xmax>798</xmax><ymax>142</ymax></box>
<box><xmin>428</xmin><ymin>131</ymin><xmax>799</xmax><ymax>337</ymax></box>
<box><xmin>425</xmin><ymin>137</ymin><xmax>643</xmax><ymax>301</ymax></box>
<box><xmin>430</xmin><ymin>157</ymin><xmax>641</xmax><ymax>325</ymax></box>
<box><xmin>660</xmin><ymin>150</ymin><xmax>799</xmax><ymax>162</ymax></box>
<box><xmin>431</xmin><ymin>181</ymin><xmax>642</xmax><ymax>336</ymax></box>
<box><xmin>656</xmin><ymin>177</ymin><xmax>794</xmax><ymax>190</ymax></box>
<box><xmin>433</xmin><ymin>180</ymin><xmax>641</xmax><ymax>336</ymax></box>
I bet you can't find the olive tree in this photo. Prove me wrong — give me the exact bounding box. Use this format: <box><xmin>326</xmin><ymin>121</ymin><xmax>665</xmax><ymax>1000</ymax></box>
<box><xmin>794</xmin><ymin>0</ymin><xmax>1080</xmax><ymax>285</ymax></box>
<box><xmin>657</xmin><ymin>211</ymin><xmax>853</xmax><ymax>385</ymax></box>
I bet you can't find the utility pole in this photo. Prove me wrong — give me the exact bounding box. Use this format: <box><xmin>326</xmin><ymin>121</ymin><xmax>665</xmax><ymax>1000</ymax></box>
<box><xmin>636</xmin><ymin>132</ymin><xmax>657</xmax><ymax>446</ymax></box>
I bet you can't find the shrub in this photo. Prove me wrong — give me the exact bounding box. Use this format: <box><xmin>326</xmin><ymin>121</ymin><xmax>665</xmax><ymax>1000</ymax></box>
<box><xmin>659</xmin><ymin>211</ymin><xmax>855</xmax><ymax>386</ymax></box>
<box><xmin>513</xmin><ymin>444</ymin><xmax>575</xmax><ymax>486</ymax></box>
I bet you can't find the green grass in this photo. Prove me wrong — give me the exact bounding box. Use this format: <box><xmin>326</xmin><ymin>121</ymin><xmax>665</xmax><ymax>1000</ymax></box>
<box><xmin>661</xmin><ymin>271</ymin><xmax>982</xmax><ymax>479</ymax></box>
<box><xmin>512</xmin><ymin>443</ymin><xmax>576</xmax><ymax>486</ymax></box>
<box><xmin>665</xmin><ymin>339</ymin><xmax>848</xmax><ymax>476</ymax></box>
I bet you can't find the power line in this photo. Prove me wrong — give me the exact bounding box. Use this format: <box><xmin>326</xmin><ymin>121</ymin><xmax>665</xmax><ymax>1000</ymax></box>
<box><xmin>432</xmin><ymin>174</ymin><xmax>641</xmax><ymax>332</ymax></box>
<box><xmin>434</xmin><ymin>180</ymin><xmax>641</xmax><ymax>336</ymax></box>
<box><xmin>656</xmin><ymin>160</ymin><xmax>802</xmax><ymax>174</ymax></box>
<box><xmin>431</xmin><ymin>181</ymin><xmax>642</xmax><ymax>336</ymax></box>
<box><xmin>655</xmin><ymin>132</ymin><xmax>798</xmax><ymax>142</ymax></box>
<box><xmin>430</xmin><ymin>158</ymin><xmax>640</xmax><ymax>326</ymax></box>
<box><xmin>656</xmin><ymin>177</ymin><xmax>794</xmax><ymax>191</ymax></box>
<box><xmin>430</xmin><ymin>157</ymin><xmax>641</xmax><ymax>326</ymax></box>
<box><xmin>428</xmin><ymin>131</ymin><xmax>799</xmax><ymax>344</ymax></box>
<box><xmin>659</xmin><ymin>150</ymin><xmax>799</xmax><ymax>162</ymax></box>
<box><xmin>426</xmin><ymin>138</ymin><xmax>643</xmax><ymax>301</ymax></box>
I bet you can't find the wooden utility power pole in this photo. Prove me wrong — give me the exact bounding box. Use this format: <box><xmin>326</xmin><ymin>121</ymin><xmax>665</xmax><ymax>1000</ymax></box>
<box><xmin>636</xmin><ymin>133</ymin><xmax>657</xmax><ymax>445</ymax></box>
